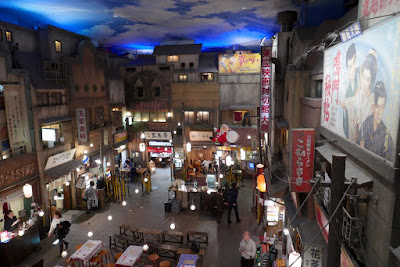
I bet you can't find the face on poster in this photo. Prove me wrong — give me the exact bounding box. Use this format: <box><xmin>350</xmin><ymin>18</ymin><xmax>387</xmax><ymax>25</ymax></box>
<box><xmin>321</xmin><ymin>16</ymin><xmax>400</xmax><ymax>164</ymax></box>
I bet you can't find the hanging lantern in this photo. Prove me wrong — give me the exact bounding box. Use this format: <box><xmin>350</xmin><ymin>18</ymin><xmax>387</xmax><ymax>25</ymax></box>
<box><xmin>170</xmin><ymin>223</ymin><xmax>176</xmax><ymax>230</ymax></box>
<box><xmin>288</xmin><ymin>251</ymin><xmax>302</xmax><ymax>267</ymax></box>
<box><xmin>257</xmin><ymin>174</ymin><xmax>267</xmax><ymax>192</ymax></box>
<box><xmin>140</xmin><ymin>133</ymin><xmax>145</xmax><ymax>139</ymax></box>
<box><xmin>143</xmin><ymin>244</ymin><xmax>149</xmax><ymax>251</ymax></box>
<box><xmin>23</xmin><ymin>184</ymin><xmax>33</xmax><ymax>198</ymax></box>
<box><xmin>226</xmin><ymin>155</ymin><xmax>232</xmax><ymax>166</ymax></box>
<box><xmin>186</xmin><ymin>142</ymin><xmax>191</xmax><ymax>152</ymax></box>
<box><xmin>139</xmin><ymin>143</ymin><xmax>146</xmax><ymax>152</ymax></box>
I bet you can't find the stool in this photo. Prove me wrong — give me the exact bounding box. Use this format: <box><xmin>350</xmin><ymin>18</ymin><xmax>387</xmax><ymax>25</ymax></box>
<box><xmin>75</xmin><ymin>244</ymin><xmax>83</xmax><ymax>251</ymax></box>
<box><xmin>148</xmin><ymin>254</ymin><xmax>160</xmax><ymax>267</ymax></box>
<box><xmin>89</xmin><ymin>255</ymin><xmax>101</xmax><ymax>266</ymax></box>
<box><xmin>105</xmin><ymin>264</ymin><xmax>116</xmax><ymax>267</ymax></box>
<box><xmin>115</xmin><ymin>251</ymin><xmax>123</xmax><ymax>261</ymax></box>
<box><xmin>159</xmin><ymin>260</ymin><xmax>171</xmax><ymax>267</ymax></box>
<box><xmin>98</xmin><ymin>249</ymin><xmax>111</xmax><ymax>264</ymax></box>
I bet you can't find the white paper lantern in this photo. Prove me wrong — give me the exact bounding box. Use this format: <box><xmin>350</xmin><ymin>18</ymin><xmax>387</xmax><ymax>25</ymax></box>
<box><xmin>61</xmin><ymin>251</ymin><xmax>68</xmax><ymax>258</ymax></box>
<box><xmin>122</xmin><ymin>201</ymin><xmax>127</xmax><ymax>206</ymax></box>
<box><xmin>23</xmin><ymin>184</ymin><xmax>33</xmax><ymax>198</ymax></box>
<box><xmin>143</xmin><ymin>244</ymin><xmax>149</xmax><ymax>251</ymax></box>
<box><xmin>139</xmin><ymin>143</ymin><xmax>146</xmax><ymax>152</ymax></box>
<box><xmin>18</xmin><ymin>230</ymin><xmax>25</xmax><ymax>236</ymax></box>
<box><xmin>226</xmin><ymin>156</ymin><xmax>232</xmax><ymax>166</ymax></box>
<box><xmin>170</xmin><ymin>223</ymin><xmax>176</xmax><ymax>230</ymax></box>
<box><xmin>186</xmin><ymin>142</ymin><xmax>191</xmax><ymax>152</ymax></box>
<box><xmin>226</xmin><ymin>130</ymin><xmax>239</xmax><ymax>143</ymax></box>
<box><xmin>288</xmin><ymin>251</ymin><xmax>302</xmax><ymax>267</ymax></box>
<box><xmin>87</xmin><ymin>231</ymin><xmax>93</xmax><ymax>237</ymax></box>
<box><xmin>108</xmin><ymin>215</ymin><xmax>112</xmax><ymax>221</ymax></box>
<box><xmin>38</xmin><ymin>210</ymin><xmax>44</xmax><ymax>217</ymax></box>
<box><xmin>135</xmin><ymin>189</ymin><xmax>139</xmax><ymax>194</ymax></box>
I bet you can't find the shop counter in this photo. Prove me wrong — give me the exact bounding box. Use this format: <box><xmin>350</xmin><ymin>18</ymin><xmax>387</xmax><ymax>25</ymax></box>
<box><xmin>0</xmin><ymin>223</ymin><xmax>40</xmax><ymax>266</ymax></box>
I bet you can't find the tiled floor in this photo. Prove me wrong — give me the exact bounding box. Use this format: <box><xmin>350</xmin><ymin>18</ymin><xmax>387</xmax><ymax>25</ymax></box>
<box><xmin>18</xmin><ymin>168</ymin><xmax>264</xmax><ymax>267</ymax></box>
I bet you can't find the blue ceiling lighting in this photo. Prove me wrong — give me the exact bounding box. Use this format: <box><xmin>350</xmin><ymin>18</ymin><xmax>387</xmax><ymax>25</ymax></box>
<box><xmin>0</xmin><ymin>0</ymin><xmax>347</xmax><ymax>53</ymax></box>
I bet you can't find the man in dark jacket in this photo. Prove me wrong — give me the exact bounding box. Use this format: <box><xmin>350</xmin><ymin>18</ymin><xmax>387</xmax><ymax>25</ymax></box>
<box><xmin>216</xmin><ymin>188</ymin><xmax>225</xmax><ymax>225</ymax></box>
<box><xmin>56</xmin><ymin>220</ymin><xmax>71</xmax><ymax>256</ymax></box>
<box><xmin>227</xmin><ymin>183</ymin><xmax>241</xmax><ymax>224</ymax></box>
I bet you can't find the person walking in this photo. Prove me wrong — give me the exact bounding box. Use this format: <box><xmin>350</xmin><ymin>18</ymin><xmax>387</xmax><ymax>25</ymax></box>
<box><xmin>84</xmin><ymin>181</ymin><xmax>98</xmax><ymax>213</ymax></box>
<box><xmin>239</xmin><ymin>231</ymin><xmax>256</xmax><ymax>267</ymax></box>
<box><xmin>227</xmin><ymin>183</ymin><xmax>241</xmax><ymax>224</ymax></box>
<box><xmin>48</xmin><ymin>210</ymin><xmax>69</xmax><ymax>257</ymax></box>
<box><xmin>216</xmin><ymin>188</ymin><xmax>225</xmax><ymax>225</ymax></box>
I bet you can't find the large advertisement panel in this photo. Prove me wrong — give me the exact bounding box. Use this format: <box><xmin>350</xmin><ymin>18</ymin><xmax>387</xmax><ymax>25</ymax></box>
<box><xmin>218</xmin><ymin>53</ymin><xmax>260</xmax><ymax>74</ymax></box>
<box><xmin>291</xmin><ymin>129</ymin><xmax>315</xmax><ymax>192</ymax></box>
<box><xmin>260</xmin><ymin>47</ymin><xmax>272</xmax><ymax>132</ymax></box>
<box><xmin>321</xmin><ymin>16</ymin><xmax>400</xmax><ymax>164</ymax></box>
<box><xmin>358</xmin><ymin>0</ymin><xmax>400</xmax><ymax>28</ymax></box>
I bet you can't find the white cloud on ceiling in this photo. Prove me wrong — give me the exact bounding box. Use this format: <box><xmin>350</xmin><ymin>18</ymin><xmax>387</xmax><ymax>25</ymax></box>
<box><xmin>81</xmin><ymin>24</ymin><xmax>116</xmax><ymax>40</ymax></box>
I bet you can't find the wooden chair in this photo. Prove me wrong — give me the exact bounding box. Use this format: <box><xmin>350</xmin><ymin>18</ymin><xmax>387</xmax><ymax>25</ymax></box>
<box><xmin>89</xmin><ymin>255</ymin><xmax>101</xmax><ymax>266</ymax></box>
<box><xmin>159</xmin><ymin>260</ymin><xmax>171</xmax><ymax>267</ymax></box>
<box><xmin>75</xmin><ymin>244</ymin><xmax>83</xmax><ymax>250</ymax></box>
<box><xmin>115</xmin><ymin>251</ymin><xmax>123</xmax><ymax>261</ymax></box>
<box><xmin>98</xmin><ymin>249</ymin><xmax>111</xmax><ymax>265</ymax></box>
<box><xmin>148</xmin><ymin>254</ymin><xmax>160</xmax><ymax>267</ymax></box>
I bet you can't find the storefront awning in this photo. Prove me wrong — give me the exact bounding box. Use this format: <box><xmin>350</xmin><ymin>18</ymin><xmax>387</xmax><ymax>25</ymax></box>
<box><xmin>44</xmin><ymin>160</ymin><xmax>82</xmax><ymax>182</ymax></box>
<box><xmin>41</xmin><ymin>115</ymin><xmax>72</xmax><ymax>125</ymax></box>
<box><xmin>276</xmin><ymin>119</ymin><xmax>289</xmax><ymax>129</ymax></box>
<box><xmin>114</xmin><ymin>139</ymin><xmax>129</xmax><ymax>148</ymax></box>
<box><xmin>315</xmin><ymin>144</ymin><xmax>373</xmax><ymax>186</ymax></box>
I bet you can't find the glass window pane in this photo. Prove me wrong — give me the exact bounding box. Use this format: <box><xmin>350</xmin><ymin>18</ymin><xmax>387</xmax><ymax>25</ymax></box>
<box><xmin>184</xmin><ymin>111</ymin><xmax>194</xmax><ymax>124</ymax></box>
<box><xmin>133</xmin><ymin>112</ymin><xmax>141</xmax><ymax>122</ymax></box>
<box><xmin>150</xmin><ymin>112</ymin><xmax>158</xmax><ymax>122</ymax></box>
<box><xmin>158</xmin><ymin>112</ymin><xmax>166</xmax><ymax>122</ymax></box>
<box><xmin>142</xmin><ymin>112</ymin><xmax>149</xmax><ymax>122</ymax></box>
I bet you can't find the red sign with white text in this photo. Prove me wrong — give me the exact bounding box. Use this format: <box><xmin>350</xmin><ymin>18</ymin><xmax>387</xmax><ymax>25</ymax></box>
<box><xmin>147</xmin><ymin>147</ymin><xmax>172</xmax><ymax>153</ymax></box>
<box><xmin>260</xmin><ymin>46</ymin><xmax>271</xmax><ymax>132</ymax></box>
<box><xmin>291</xmin><ymin>128</ymin><xmax>315</xmax><ymax>192</ymax></box>
<box><xmin>315</xmin><ymin>199</ymin><xmax>329</xmax><ymax>243</ymax></box>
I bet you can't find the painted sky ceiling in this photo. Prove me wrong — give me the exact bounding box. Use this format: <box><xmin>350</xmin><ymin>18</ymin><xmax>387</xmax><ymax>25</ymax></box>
<box><xmin>0</xmin><ymin>0</ymin><xmax>346</xmax><ymax>53</ymax></box>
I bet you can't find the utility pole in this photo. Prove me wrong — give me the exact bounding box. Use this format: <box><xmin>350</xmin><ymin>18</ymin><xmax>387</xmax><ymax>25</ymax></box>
<box><xmin>100</xmin><ymin>114</ymin><xmax>104</xmax><ymax>179</ymax></box>
<box><xmin>181</xmin><ymin>102</ymin><xmax>186</xmax><ymax>166</ymax></box>
<box><xmin>327</xmin><ymin>154</ymin><xmax>347</xmax><ymax>267</ymax></box>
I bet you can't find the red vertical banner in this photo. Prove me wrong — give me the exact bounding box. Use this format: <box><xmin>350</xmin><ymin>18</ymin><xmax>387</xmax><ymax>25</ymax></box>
<box><xmin>76</xmin><ymin>108</ymin><xmax>89</xmax><ymax>145</ymax></box>
<box><xmin>260</xmin><ymin>46</ymin><xmax>271</xmax><ymax>132</ymax></box>
<box><xmin>291</xmin><ymin>128</ymin><xmax>315</xmax><ymax>192</ymax></box>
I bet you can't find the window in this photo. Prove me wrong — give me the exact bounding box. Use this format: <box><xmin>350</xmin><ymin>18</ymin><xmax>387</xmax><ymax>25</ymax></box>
<box><xmin>133</xmin><ymin>112</ymin><xmax>166</xmax><ymax>122</ymax></box>
<box><xmin>133</xmin><ymin>112</ymin><xmax>142</xmax><ymax>122</ymax></box>
<box><xmin>184</xmin><ymin>111</ymin><xmax>195</xmax><ymax>124</ymax></box>
<box><xmin>316</xmin><ymin>80</ymin><xmax>322</xmax><ymax>98</ymax></box>
<box><xmin>55</xmin><ymin>40</ymin><xmax>62</xmax><ymax>53</ymax></box>
<box><xmin>167</xmin><ymin>55</ymin><xmax>179</xmax><ymax>62</ymax></box>
<box><xmin>95</xmin><ymin>106</ymin><xmax>105</xmax><ymax>125</ymax></box>
<box><xmin>201</xmin><ymin>73</ymin><xmax>214</xmax><ymax>82</ymax></box>
<box><xmin>197</xmin><ymin>111</ymin><xmax>210</xmax><ymax>125</ymax></box>
<box><xmin>5</xmin><ymin>31</ymin><xmax>12</xmax><ymax>43</ymax></box>
<box><xmin>41</xmin><ymin>123</ymin><xmax>63</xmax><ymax>149</ymax></box>
<box><xmin>150</xmin><ymin>112</ymin><xmax>167</xmax><ymax>122</ymax></box>
<box><xmin>137</xmin><ymin>86</ymin><xmax>144</xmax><ymax>97</ymax></box>
<box><xmin>37</xmin><ymin>93</ymin><xmax>49</xmax><ymax>107</ymax></box>
<box><xmin>141</xmin><ymin>112</ymin><xmax>149</xmax><ymax>122</ymax></box>
<box><xmin>50</xmin><ymin>92</ymin><xmax>62</xmax><ymax>105</ymax></box>
<box><xmin>154</xmin><ymin>87</ymin><xmax>161</xmax><ymax>97</ymax></box>
<box><xmin>178</xmin><ymin>74</ymin><xmax>188</xmax><ymax>82</ymax></box>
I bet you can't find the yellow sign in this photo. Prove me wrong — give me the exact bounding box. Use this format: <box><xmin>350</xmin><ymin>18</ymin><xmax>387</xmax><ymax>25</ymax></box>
<box><xmin>114</xmin><ymin>131</ymin><xmax>127</xmax><ymax>144</ymax></box>
<box><xmin>219</xmin><ymin>53</ymin><xmax>261</xmax><ymax>74</ymax></box>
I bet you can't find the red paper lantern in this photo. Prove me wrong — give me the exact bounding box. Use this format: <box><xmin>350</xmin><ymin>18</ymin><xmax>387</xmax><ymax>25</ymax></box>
<box><xmin>257</xmin><ymin>174</ymin><xmax>267</xmax><ymax>192</ymax></box>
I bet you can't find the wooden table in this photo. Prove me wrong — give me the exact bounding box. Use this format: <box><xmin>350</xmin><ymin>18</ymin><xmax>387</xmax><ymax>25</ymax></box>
<box><xmin>70</xmin><ymin>240</ymin><xmax>103</xmax><ymax>266</ymax></box>
<box><xmin>120</xmin><ymin>224</ymin><xmax>139</xmax><ymax>240</ymax></box>
<box><xmin>162</xmin><ymin>230</ymin><xmax>184</xmax><ymax>245</ymax></box>
<box><xmin>115</xmin><ymin>245</ymin><xmax>143</xmax><ymax>267</ymax></box>
<box><xmin>186</xmin><ymin>231</ymin><xmax>209</xmax><ymax>247</ymax></box>
<box><xmin>138</xmin><ymin>228</ymin><xmax>162</xmax><ymax>243</ymax></box>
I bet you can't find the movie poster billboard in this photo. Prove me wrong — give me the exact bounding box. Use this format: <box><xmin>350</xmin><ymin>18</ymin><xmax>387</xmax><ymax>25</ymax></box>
<box><xmin>218</xmin><ymin>53</ymin><xmax>261</xmax><ymax>74</ymax></box>
<box><xmin>321</xmin><ymin>16</ymin><xmax>400</xmax><ymax>164</ymax></box>
<box><xmin>358</xmin><ymin>0</ymin><xmax>400</xmax><ymax>28</ymax></box>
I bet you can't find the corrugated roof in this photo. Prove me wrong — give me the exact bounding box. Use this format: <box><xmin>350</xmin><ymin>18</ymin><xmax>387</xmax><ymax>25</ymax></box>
<box><xmin>44</xmin><ymin>160</ymin><xmax>82</xmax><ymax>182</ymax></box>
<box><xmin>153</xmin><ymin>44</ymin><xmax>202</xmax><ymax>55</ymax></box>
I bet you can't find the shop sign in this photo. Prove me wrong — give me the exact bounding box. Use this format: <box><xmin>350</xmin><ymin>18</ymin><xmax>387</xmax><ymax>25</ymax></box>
<box><xmin>148</xmin><ymin>141</ymin><xmax>172</xmax><ymax>146</ymax></box>
<box><xmin>290</xmin><ymin>129</ymin><xmax>315</xmax><ymax>192</ymax></box>
<box><xmin>76</xmin><ymin>178</ymin><xmax>85</xmax><ymax>189</ymax></box>
<box><xmin>147</xmin><ymin>147</ymin><xmax>173</xmax><ymax>153</ymax></box>
<box><xmin>145</xmin><ymin>131</ymin><xmax>172</xmax><ymax>140</ymax></box>
<box><xmin>4</xmin><ymin>86</ymin><xmax>27</xmax><ymax>149</ymax></box>
<box><xmin>189</xmin><ymin>131</ymin><xmax>213</xmax><ymax>142</ymax></box>
<box><xmin>44</xmin><ymin>148</ymin><xmax>76</xmax><ymax>170</ymax></box>
<box><xmin>218</xmin><ymin>53</ymin><xmax>260</xmax><ymax>73</ymax></box>
<box><xmin>315</xmin><ymin>199</ymin><xmax>329</xmax><ymax>242</ymax></box>
<box><xmin>303</xmin><ymin>246</ymin><xmax>323</xmax><ymax>267</ymax></box>
<box><xmin>114</xmin><ymin>131</ymin><xmax>127</xmax><ymax>144</ymax></box>
<box><xmin>260</xmin><ymin>46</ymin><xmax>271</xmax><ymax>132</ymax></box>
<box><xmin>76</xmin><ymin>108</ymin><xmax>89</xmax><ymax>145</ymax></box>
<box><xmin>340</xmin><ymin>22</ymin><xmax>362</xmax><ymax>43</ymax></box>
<box><xmin>321</xmin><ymin>16</ymin><xmax>400</xmax><ymax>164</ymax></box>
<box><xmin>340</xmin><ymin>247</ymin><xmax>356</xmax><ymax>267</ymax></box>
<box><xmin>104</xmin><ymin>130</ymin><xmax>109</xmax><ymax>145</ymax></box>
<box><xmin>0</xmin><ymin>153</ymin><xmax>38</xmax><ymax>190</ymax></box>
<box><xmin>358</xmin><ymin>0</ymin><xmax>400</xmax><ymax>28</ymax></box>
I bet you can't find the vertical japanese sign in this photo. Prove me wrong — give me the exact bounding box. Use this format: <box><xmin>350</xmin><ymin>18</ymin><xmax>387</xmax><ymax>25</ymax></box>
<box><xmin>315</xmin><ymin>199</ymin><xmax>329</xmax><ymax>242</ymax></box>
<box><xmin>260</xmin><ymin>46</ymin><xmax>272</xmax><ymax>132</ymax></box>
<box><xmin>290</xmin><ymin>128</ymin><xmax>315</xmax><ymax>192</ymax></box>
<box><xmin>76</xmin><ymin>108</ymin><xmax>89</xmax><ymax>145</ymax></box>
<box><xmin>4</xmin><ymin>86</ymin><xmax>27</xmax><ymax>149</ymax></box>
<box><xmin>358</xmin><ymin>0</ymin><xmax>400</xmax><ymax>28</ymax></box>
<box><xmin>322</xmin><ymin>16</ymin><xmax>400</xmax><ymax>164</ymax></box>
<box><xmin>303</xmin><ymin>246</ymin><xmax>323</xmax><ymax>267</ymax></box>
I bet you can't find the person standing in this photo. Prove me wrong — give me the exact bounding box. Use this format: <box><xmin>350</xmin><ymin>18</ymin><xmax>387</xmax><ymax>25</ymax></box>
<box><xmin>239</xmin><ymin>231</ymin><xmax>256</xmax><ymax>267</ymax></box>
<box><xmin>227</xmin><ymin>183</ymin><xmax>241</xmax><ymax>224</ymax></box>
<box><xmin>216</xmin><ymin>188</ymin><xmax>225</xmax><ymax>225</ymax></box>
<box><xmin>84</xmin><ymin>181</ymin><xmax>98</xmax><ymax>213</ymax></box>
<box><xmin>4</xmin><ymin>210</ymin><xmax>20</xmax><ymax>231</ymax></box>
<box><xmin>48</xmin><ymin>211</ymin><xmax>69</xmax><ymax>257</ymax></box>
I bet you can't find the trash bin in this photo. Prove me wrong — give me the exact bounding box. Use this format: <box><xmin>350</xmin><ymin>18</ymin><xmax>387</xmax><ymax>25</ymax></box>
<box><xmin>164</xmin><ymin>202</ymin><xmax>172</xmax><ymax>212</ymax></box>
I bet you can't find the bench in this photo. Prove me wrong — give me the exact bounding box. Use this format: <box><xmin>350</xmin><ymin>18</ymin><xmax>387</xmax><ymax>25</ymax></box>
<box><xmin>109</xmin><ymin>233</ymin><xmax>131</xmax><ymax>250</ymax></box>
<box><xmin>162</xmin><ymin>231</ymin><xmax>184</xmax><ymax>245</ymax></box>
<box><xmin>186</xmin><ymin>231</ymin><xmax>209</xmax><ymax>247</ymax></box>
<box><xmin>138</xmin><ymin>228</ymin><xmax>162</xmax><ymax>243</ymax></box>
<box><xmin>177</xmin><ymin>247</ymin><xmax>206</xmax><ymax>262</ymax></box>
<box><xmin>119</xmin><ymin>224</ymin><xmax>139</xmax><ymax>240</ymax></box>
<box><xmin>152</xmin><ymin>243</ymin><xmax>179</xmax><ymax>259</ymax></box>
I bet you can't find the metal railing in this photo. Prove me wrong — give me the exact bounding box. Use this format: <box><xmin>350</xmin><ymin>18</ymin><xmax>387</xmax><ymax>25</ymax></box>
<box><xmin>342</xmin><ymin>207</ymin><xmax>363</xmax><ymax>245</ymax></box>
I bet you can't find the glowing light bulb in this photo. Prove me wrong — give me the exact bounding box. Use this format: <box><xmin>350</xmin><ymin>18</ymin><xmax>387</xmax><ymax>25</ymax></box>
<box><xmin>283</xmin><ymin>228</ymin><xmax>290</xmax><ymax>236</ymax></box>
<box><xmin>170</xmin><ymin>223</ymin><xmax>176</xmax><ymax>230</ymax></box>
<box><xmin>173</xmin><ymin>130</ymin><xmax>177</xmax><ymax>134</ymax></box>
<box><xmin>247</xmin><ymin>135</ymin><xmax>251</xmax><ymax>140</ymax></box>
<box><xmin>76</xmin><ymin>168</ymin><xmax>80</xmax><ymax>172</ymax></box>
<box><xmin>144</xmin><ymin>178</ymin><xmax>148</xmax><ymax>182</ymax></box>
<box><xmin>122</xmin><ymin>201</ymin><xmax>127</xmax><ymax>206</ymax></box>
<box><xmin>108</xmin><ymin>215</ymin><xmax>112</xmax><ymax>221</ymax></box>
<box><xmin>87</xmin><ymin>231</ymin><xmax>93</xmax><ymax>237</ymax></box>
<box><xmin>84</xmin><ymin>150</ymin><xmax>88</xmax><ymax>154</ymax></box>
<box><xmin>219</xmin><ymin>174</ymin><xmax>223</xmax><ymax>178</ymax></box>
<box><xmin>190</xmin><ymin>204</ymin><xmax>196</xmax><ymax>211</ymax></box>
<box><xmin>18</xmin><ymin>230</ymin><xmax>25</xmax><ymax>236</ymax></box>
<box><xmin>107</xmin><ymin>162</ymin><xmax>111</xmax><ymax>166</ymax></box>
<box><xmin>65</xmin><ymin>181</ymin><xmax>70</xmax><ymax>186</ymax></box>
<box><xmin>61</xmin><ymin>251</ymin><xmax>68</xmax><ymax>258</ymax></box>
<box><xmin>207</xmin><ymin>189</ymin><xmax>212</xmax><ymax>194</ymax></box>
<box><xmin>177</xmin><ymin>122</ymin><xmax>181</xmax><ymax>127</ymax></box>
<box><xmin>143</xmin><ymin>244</ymin><xmax>149</xmax><ymax>251</ymax></box>
<box><xmin>39</xmin><ymin>210</ymin><xmax>44</xmax><ymax>217</ymax></box>
<box><xmin>90</xmin><ymin>143</ymin><xmax>93</xmax><ymax>147</ymax></box>
<box><xmin>169</xmin><ymin>139</ymin><xmax>172</xmax><ymax>143</ymax></box>
<box><xmin>135</xmin><ymin>189</ymin><xmax>139</xmax><ymax>194</ymax></box>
